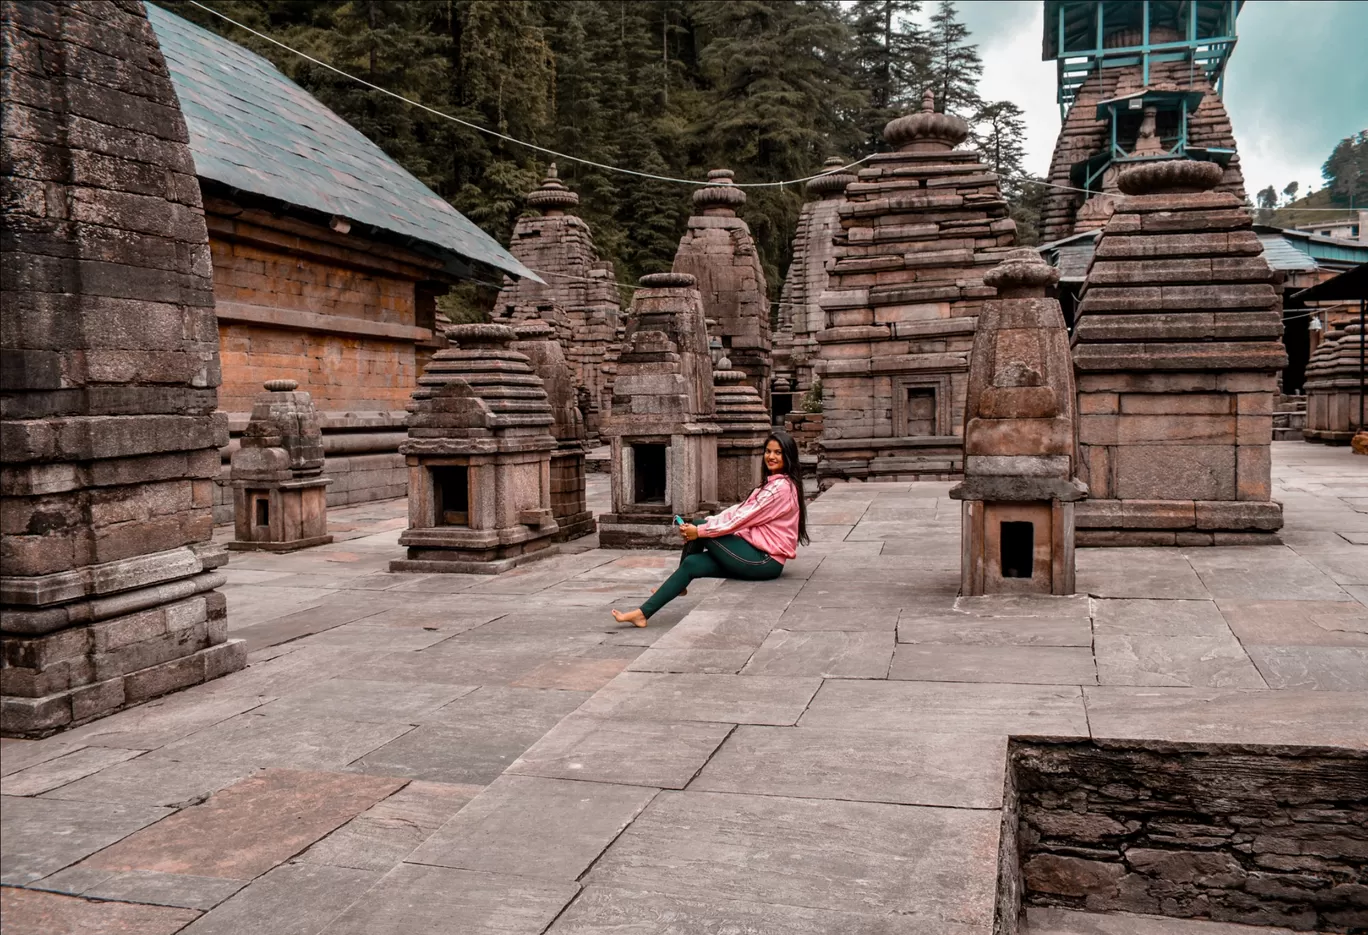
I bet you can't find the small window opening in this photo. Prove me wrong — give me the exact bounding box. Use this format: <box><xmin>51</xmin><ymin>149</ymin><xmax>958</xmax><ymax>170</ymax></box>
<box><xmin>632</xmin><ymin>444</ymin><xmax>667</xmax><ymax>503</ymax></box>
<box><xmin>906</xmin><ymin>388</ymin><xmax>937</xmax><ymax>436</ymax></box>
<box><xmin>254</xmin><ymin>497</ymin><xmax>269</xmax><ymax>527</ymax></box>
<box><xmin>1001</xmin><ymin>521</ymin><xmax>1034</xmax><ymax>578</ymax></box>
<box><xmin>433</xmin><ymin>466</ymin><xmax>469</xmax><ymax>525</ymax></box>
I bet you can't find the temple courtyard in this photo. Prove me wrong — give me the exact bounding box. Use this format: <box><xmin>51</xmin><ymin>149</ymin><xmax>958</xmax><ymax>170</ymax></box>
<box><xmin>1</xmin><ymin>442</ymin><xmax>1364</xmax><ymax>934</ymax></box>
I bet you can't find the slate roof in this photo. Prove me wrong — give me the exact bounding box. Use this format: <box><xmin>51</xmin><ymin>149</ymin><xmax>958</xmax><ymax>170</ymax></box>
<box><xmin>146</xmin><ymin>3</ymin><xmax>538</xmax><ymax>283</ymax></box>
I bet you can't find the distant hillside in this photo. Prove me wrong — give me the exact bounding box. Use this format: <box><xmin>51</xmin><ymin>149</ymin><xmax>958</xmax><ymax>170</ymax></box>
<box><xmin>1267</xmin><ymin>188</ymin><xmax>1359</xmax><ymax>229</ymax></box>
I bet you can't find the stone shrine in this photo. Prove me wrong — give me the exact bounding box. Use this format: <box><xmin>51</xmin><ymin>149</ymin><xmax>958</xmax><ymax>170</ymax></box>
<box><xmin>228</xmin><ymin>380</ymin><xmax>332</xmax><ymax>552</ymax></box>
<box><xmin>774</xmin><ymin>156</ymin><xmax>857</xmax><ymax>407</ymax></box>
<box><xmin>672</xmin><ymin>170</ymin><xmax>772</xmax><ymax>410</ymax></box>
<box><xmin>391</xmin><ymin>324</ymin><xmax>559</xmax><ymax>573</ymax></box>
<box><xmin>1</xmin><ymin>0</ymin><xmax>244</xmax><ymax>735</ymax></box>
<box><xmin>814</xmin><ymin>90</ymin><xmax>1015</xmax><ymax>486</ymax></box>
<box><xmin>713</xmin><ymin>359</ymin><xmax>772</xmax><ymax>505</ymax></box>
<box><xmin>600</xmin><ymin>273</ymin><xmax>720</xmax><ymax>549</ymax></box>
<box><xmin>512</xmin><ymin>320</ymin><xmax>595</xmax><ymax>541</ymax></box>
<box><xmin>494</xmin><ymin>164</ymin><xmax>622</xmax><ymax>441</ymax></box>
<box><xmin>1072</xmin><ymin>160</ymin><xmax>1286</xmax><ymax>545</ymax></box>
<box><xmin>1303</xmin><ymin>322</ymin><xmax>1365</xmax><ymax>445</ymax></box>
<box><xmin>951</xmin><ymin>251</ymin><xmax>1085</xmax><ymax>595</ymax></box>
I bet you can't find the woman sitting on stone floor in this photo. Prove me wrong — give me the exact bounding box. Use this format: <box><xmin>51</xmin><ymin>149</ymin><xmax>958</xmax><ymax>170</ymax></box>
<box><xmin>612</xmin><ymin>430</ymin><xmax>808</xmax><ymax>628</ymax></box>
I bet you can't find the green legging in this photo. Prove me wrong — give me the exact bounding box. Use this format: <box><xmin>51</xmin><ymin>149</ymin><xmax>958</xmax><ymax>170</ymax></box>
<box><xmin>640</xmin><ymin>534</ymin><xmax>784</xmax><ymax>619</ymax></box>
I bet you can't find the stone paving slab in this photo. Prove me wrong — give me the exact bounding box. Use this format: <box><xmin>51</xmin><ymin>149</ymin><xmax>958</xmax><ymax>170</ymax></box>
<box><xmin>254</xmin><ymin>678</ymin><xmax>477</xmax><ymax>724</ymax></box>
<box><xmin>82</xmin><ymin>769</ymin><xmax>402</xmax><ymax>880</ymax></box>
<box><xmin>742</xmin><ymin>629</ymin><xmax>894</xmax><ymax>678</ymax></box>
<box><xmin>691</xmin><ymin>726</ymin><xmax>1006</xmax><ymax>808</ymax></box>
<box><xmin>1182</xmin><ymin>546</ymin><xmax>1353</xmax><ymax>601</ymax></box>
<box><xmin>1</xmin><ymin>747</ymin><xmax>144</xmax><ymax>797</ymax></box>
<box><xmin>0</xmin><ymin>886</ymin><xmax>199</xmax><ymax>934</ymax></box>
<box><xmin>0</xmin><ymin>740</ymin><xmax>86</xmax><ymax>777</ymax></box>
<box><xmin>897</xmin><ymin>613</ymin><xmax>1093</xmax><ymax>646</ymax></box>
<box><xmin>1244</xmin><ymin>645</ymin><xmax>1368</xmax><ymax>691</ymax></box>
<box><xmin>319</xmin><ymin>863</ymin><xmax>578</xmax><ymax>934</ymax></box>
<box><xmin>55</xmin><ymin>691</ymin><xmax>271</xmax><ymax>751</ymax></box>
<box><xmin>1026</xmin><ymin>907</ymin><xmax>1302</xmax><ymax>935</ymax></box>
<box><xmin>1</xmin><ymin>795</ymin><xmax>172</xmax><ymax>885</ymax></box>
<box><xmin>800</xmin><ymin>679</ymin><xmax>1089</xmax><ymax>736</ymax></box>
<box><xmin>507</xmin><ymin>714</ymin><xmax>733</xmax><ymax>789</ymax></box>
<box><xmin>585</xmin><ymin>790</ymin><xmax>1001</xmax><ymax>923</ymax></box>
<box><xmin>156</xmin><ymin>711</ymin><xmax>414</xmax><ymax>771</ymax></box>
<box><xmin>579</xmin><ymin>672</ymin><xmax>822</xmax><ymax>726</ymax></box>
<box><xmin>1075</xmin><ymin>549</ymin><xmax>1211</xmax><ymax>599</ymax></box>
<box><xmin>889</xmin><ymin>644</ymin><xmax>1098</xmax><ymax>685</ymax></box>
<box><xmin>1083</xmin><ymin>687</ymin><xmax>1368</xmax><ymax>747</ymax></box>
<box><xmin>626</xmin><ymin>646</ymin><xmax>757</xmax><ymax>674</ymax></box>
<box><xmin>82</xmin><ymin>869</ymin><xmax>247</xmax><ymax>910</ymax></box>
<box><xmin>178</xmin><ymin>862</ymin><xmax>380</xmax><ymax>935</ymax></box>
<box><xmin>299</xmin><ymin>780</ymin><xmax>480</xmax><ymax>872</ymax></box>
<box><xmin>40</xmin><ymin>756</ymin><xmax>258</xmax><ymax>809</ymax></box>
<box><xmin>407</xmin><ymin>774</ymin><xmax>656</xmax><ymax>881</ymax></box>
<box><xmin>1216</xmin><ymin>598</ymin><xmax>1368</xmax><ymax>646</ymax></box>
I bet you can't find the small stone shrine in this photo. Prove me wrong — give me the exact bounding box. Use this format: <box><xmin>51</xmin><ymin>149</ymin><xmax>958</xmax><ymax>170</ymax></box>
<box><xmin>672</xmin><ymin>169</ymin><xmax>772</xmax><ymax>410</ymax></box>
<box><xmin>774</xmin><ymin>156</ymin><xmax>857</xmax><ymax>407</ymax></box>
<box><xmin>1072</xmin><ymin>160</ymin><xmax>1286</xmax><ymax>545</ymax></box>
<box><xmin>599</xmin><ymin>273</ymin><xmax>720</xmax><ymax>548</ymax></box>
<box><xmin>815</xmin><ymin>90</ymin><xmax>1015</xmax><ymax>485</ymax></box>
<box><xmin>950</xmin><ymin>251</ymin><xmax>1086</xmax><ymax>595</ymax></box>
<box><xmin>228</xmin><ymin>380</ymin><xmax>332</xmax><ymax>551</ymax></box>
<box><xmin>494</xmin><ymin>164</ymin><xmax>622</xmax><ymax>441</ymax></box>
<box><xmin>1</xmin><ymin>0</ymin><xmax>244</xmax><ymax>735</ymax></box>
<box><xmin>713</xmin><ymin>358</ymin><xmax>772</xmax><ymax>504</ymax></box>
<box><xmin>512</xmin><ymin>320</ymin><xmax>595</xmax><ymax>541</ymax></box>
<box><xmin>391</xmin><ymin>324</ymin><xmax>559</xmax><ymax>573</ymax></box>
<box><xmin>1303</xmin><ymin>322</ymin><xmax>1365</xmax><ymax>445</ymax></box>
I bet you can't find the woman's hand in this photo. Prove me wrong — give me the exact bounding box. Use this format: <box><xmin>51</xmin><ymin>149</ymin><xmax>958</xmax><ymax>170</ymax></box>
<box><xmin>679</xmin><ymin>523</ymin><xmax>700</xmax><ymax>541</ymax></box>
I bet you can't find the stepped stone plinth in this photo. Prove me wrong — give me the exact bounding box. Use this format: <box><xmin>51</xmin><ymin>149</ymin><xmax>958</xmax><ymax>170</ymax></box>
<box><xmin>814</xmin><ymin>90</ymin><xmax>1016</xmax><ymax>486</ymax></box>
<box><xmin>494</xmin><ymin>164</ymin><xmax>621</xmax><ymax>442</ymax></box>
<box><xmin>951</xmin><ymin>251</ymin><xmax>1086</xmax><ymax>595</ymax></box>
<box><xmin>1</xmin><ymin>0</ymin><xmax>244</xmax><ymax>736</ymax></box>
<box><xmin>1071</xmin><ymin>160</ymin><xmax>1286</xmax><ymax>545</ymax></box>
<box><xmin>391</xmin><ymin>324</ymin><xmax>559</xmax><ymax>574</ymax></box>
<box><xmin>512</xmin><ymin>320</ymin><xmax>595</xmax><ymax>541</ymax></box>
<box><xmin>1303</xmin><ymin>322</ymin><xmax>1366</xmax><ymax>445</ymax></box>
<box><xmin>713</xmin><ymin>362</ymin><xmax>772</xmax><ymax>504</ymax></box>
<box><xmin>228</xmin><ymin>380</ymin><xmax>332</xmax><ymax>552</ymax></box>
<box><xmin>600</xmin><ymin>273</ymin><xmax>720</xmax><ymax>549</ymax></box>
<box><xmin>672</xmin><ymin>169</ymin><xmax>772</xmax><ymax>410</ymax></box>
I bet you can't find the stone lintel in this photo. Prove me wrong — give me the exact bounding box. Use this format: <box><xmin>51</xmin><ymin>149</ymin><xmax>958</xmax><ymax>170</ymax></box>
<box><xmin>215</xmin><ymin>301</ymin><xmax>434</xmax><ymax>343</ymax></box>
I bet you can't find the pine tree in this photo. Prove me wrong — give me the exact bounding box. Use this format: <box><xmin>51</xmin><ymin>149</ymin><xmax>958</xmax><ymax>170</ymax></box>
<box><xmin>845</xmin><ymin>0</ymin><xmax>930</xmax><ymax>152</ymax></box>
<box><xmin>973</xmin><ymin>100</ymin><xmax>1026</xmax><ymax>187</ymax></box>
<box><xmin>927</xmin><ymin>0</ymin><xmax>981</xmax><ymax>117</ymax></box>
<box><xmin>1323</xmin><ymin>131</ymin><xmax>1368</xmax><ymax>208</ymax></box>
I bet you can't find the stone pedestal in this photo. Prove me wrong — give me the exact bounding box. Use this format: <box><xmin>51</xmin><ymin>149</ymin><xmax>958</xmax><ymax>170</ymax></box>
<box><xmin>1</xmin><ymin>1</ymin><xmax>244</xmax><ymax>736</ymax></box>
<box><xmin>1072</xmin><ymin>160</ymin><xmax>1287</xmax><ymax>546</ymax></box>
<box><xmin>814</xmin><ymin>91</ymin><xmax>1015</xmax><ymax>486</ymax></box>
<box><xmin>512</xmin><ymin>320</ymin><xmax>595</xmax><ymax>541</ymax></box>
<box><xmin>951</xmin><ymin>252</ymin><xmax>1086</xmax><ymax>596</ymax></box>
<box><xmin>714</xmin><ymin>365</ymin><xmax>772</xmax><ymax>504</ymax></box>
<box><xmin>493</xmin><ymin>165</ymin><xmax>621</xmax><ymax>443</ymax></box>
<box><xmin>229</xmin><ymin>380</ymin><xmax>332</xmax><ymax>552</ymax></box>
<box><xmin>600</xmin><ymin>274</ymin><xmax>720</xmax><ymax>549</ymax></box>
<box><xmin>672</xmin><ymin>170</ymin><xmax>772</xmax><ymax>411</ymax></box>
<box><xmin>1304</xmin><ymin>323</ymin><xmax>1365</xmax><ymax>444</ymax></box>
<box><xmin>391</xmin><ymin>325</ymin><xmax>559</xmax><ymax>574</ymax></box>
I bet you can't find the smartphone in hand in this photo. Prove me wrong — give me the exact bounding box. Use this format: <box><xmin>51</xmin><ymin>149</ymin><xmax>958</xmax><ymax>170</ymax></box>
<box><xmin>673</xmin><ymin>515</ymin><xmax>685</xmax><ymax>526</ymax></box>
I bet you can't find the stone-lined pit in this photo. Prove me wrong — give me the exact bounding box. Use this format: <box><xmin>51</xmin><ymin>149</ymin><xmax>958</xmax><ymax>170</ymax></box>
<box><xmin>999</xmin><ymin>739</ymin><xmax>1368</xmax><ymax>934</ymax></box>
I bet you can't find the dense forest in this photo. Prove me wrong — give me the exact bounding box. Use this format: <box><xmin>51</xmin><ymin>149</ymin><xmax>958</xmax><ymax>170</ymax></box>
<box><xmin>161</xmin><ymin>0</ymin><xmax>1038</xmax><ymax>314</ymax></box>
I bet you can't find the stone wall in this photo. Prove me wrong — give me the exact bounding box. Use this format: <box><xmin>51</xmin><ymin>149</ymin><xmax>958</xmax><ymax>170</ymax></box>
<box><xmin>1012</xmin><ymin>740</ymin><xmax>1368</xmax><ymax>933</ymax></box>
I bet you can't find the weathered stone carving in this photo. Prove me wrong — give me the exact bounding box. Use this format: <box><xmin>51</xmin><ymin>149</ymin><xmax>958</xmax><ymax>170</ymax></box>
<box><xmin>599</xmin><ymin>273</ymin><xmax>720</xmax><ymax>549</ymax></box>
<box><xmin>713</xmin><ymin>359</ymin><xmax>772</xmax><ymax>505</ymax></box>
<box><xmin>494</xmin><ymin>164</ymin><xmax>621</xmax><ymax>442</ymax></box>
<box><xmin>815</xmin><ymin>90</ymin><xmax>1015</xmax><ymax>485</ymax></box>
<box><xmin>1</xmin><ymin>0</ymin><xmax>244</xmax><ymax>735</ymax></box>
<box><xmin>951</xmin><ymin>251</ymin><xmax>1085</xmax><ymax>595</ymax></box>
<box><xmin>672</xmin><ymin>169</ymin><xmax>772</xmax><ymax>410</ymax></box>
<box><xmin>391</xmin><ymin>324</ymin><xmax>559</xmax><ymax>573</ymax></box>
<box><xmin>228</xmin><ymin>380</ymin><xmax>332</xmax><ymax>551</ymax></box>
<box><xmin>1303</xmin><ymin>322</ymin><xmax>1365</xmax><ymax>445</ymax></box>
<box><xmin>774</xmin><ymin>156</ymin><xmax>856</xmax><ymax>412</ymax></box>
<box><xmin>1072</xmin><ymin>159</ymin><xmax>1286</xmax><ymax>545</ymax></box>
<box><xmin>512</xmin><ymin>320</ymin><xmax>595</xmax><ymax>541</ymax></box>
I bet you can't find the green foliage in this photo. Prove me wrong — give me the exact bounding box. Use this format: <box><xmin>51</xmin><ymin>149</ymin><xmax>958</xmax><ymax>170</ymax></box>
<box><xmin>800</xmin><ymin>378</ymin><xmax>823</xmax><ymax>413</ymax></box>
<box><xmin>159</xmin><ymin>0</ymin><xmax>1022</xmax><ymax>293</ymax></box>
<box><xmin>1322</xmin><ymin>131</ymin><xmax>1368</xmax><ymax>209</ymax></box>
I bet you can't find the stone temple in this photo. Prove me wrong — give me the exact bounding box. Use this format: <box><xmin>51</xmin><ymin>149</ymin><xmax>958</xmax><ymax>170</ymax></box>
<box><xmin>1</xmin><ymin>0</ymin><xmax>245</xmax><ymax>735</ymax></box>
<box><xmin>814</xmin><ymin>90</ymin><xmax>1015</xmax><ymax>486</ymax></box>
<box><xmin>1072</xmin><ymin>159</ymin><xmax>1287</xmax><ymax>545</ymax></box>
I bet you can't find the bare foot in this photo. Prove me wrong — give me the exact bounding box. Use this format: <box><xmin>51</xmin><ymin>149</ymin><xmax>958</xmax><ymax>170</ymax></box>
<box><xmin>612</xmin><ymin>608</ymin><xmax>648</xmax><ymax>628</ymax></box>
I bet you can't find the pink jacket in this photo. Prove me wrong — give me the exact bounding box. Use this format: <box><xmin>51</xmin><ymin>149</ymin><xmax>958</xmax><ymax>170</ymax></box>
<box><xmin>699</xmin><ymin>474</ymin><xmax>800</xmax><ymax>561</ymax></box>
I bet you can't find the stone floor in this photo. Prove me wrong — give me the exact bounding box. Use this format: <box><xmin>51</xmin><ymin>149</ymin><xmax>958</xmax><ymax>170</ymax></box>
<box><xmin>1</xmin><ymin>443</ymin><xmax>1365</xmax><ymax>933</ymax></box>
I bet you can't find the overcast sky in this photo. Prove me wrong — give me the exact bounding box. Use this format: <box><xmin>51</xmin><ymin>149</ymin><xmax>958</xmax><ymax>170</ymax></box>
<box><xmin>946</xmin><ymin>0</ymin><xmax>1368</xmax><ymax>197</ymax></box>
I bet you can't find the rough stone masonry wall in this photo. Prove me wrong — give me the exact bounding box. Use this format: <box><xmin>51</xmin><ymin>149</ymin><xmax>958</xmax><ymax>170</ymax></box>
<box><xmin>1012</xmin><ymin>741</ymin><xmax>1368</xmax><ymax>933</ymax></box>
<box><xmin>1</xmin><ymin>0</ymin><xmax>243</xmax><ymax>735</ymax></box>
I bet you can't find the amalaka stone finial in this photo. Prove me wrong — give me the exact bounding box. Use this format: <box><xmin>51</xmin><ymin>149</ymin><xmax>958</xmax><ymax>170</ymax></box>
<box><xmin>526</xmin><ymin>162</ymin><xmax>580</xmax><ymax>214</ymax></box>
<box><xmin>263</xmin><ymin>379</ymin><xmax>299</xmax><ymax>392</ymax></box>
<box><xmin>640</xmin><ymin>271</ymin><xmax>697</xmax><ymax>289</ymax></box>
<box><xmin>983</xmin><ymin>248</ymin><xmax>1061</xmax><ymax>295</ymax></box>
<box><xmin>883</xmin><ymin>89</ymin><xmax>970</xmax><ymax>153</ymax></box>
<box><xmin>1117</xmin><ymin>159</ymin><xmax>1224</xmax><ymax>196</ymax></box>
<box><xmin>807</xmin><ymin>155</ymin><xmax>857</xmax><ymax>198</ymax></box>
<box><xmin>444</xmin><ymin>322</ymin><xmax>517</xmax><ymax>349</ymax></box>
<box><xmin>692</xmin><ymin>168</ymin><xmax>746</xmax><ymax>214</ymax></box>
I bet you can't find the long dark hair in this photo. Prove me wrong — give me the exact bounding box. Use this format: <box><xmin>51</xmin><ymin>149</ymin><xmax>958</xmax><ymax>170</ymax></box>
<box><xmin>762</xmin><ymin>429</ymin><xmax>808</xmax><ymax>546</ymax></box>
